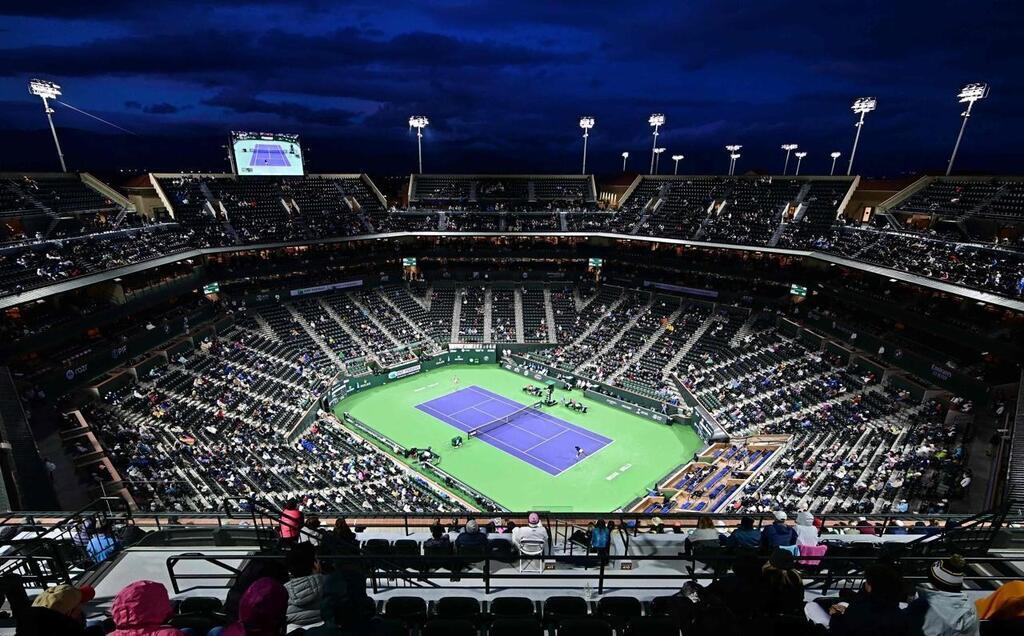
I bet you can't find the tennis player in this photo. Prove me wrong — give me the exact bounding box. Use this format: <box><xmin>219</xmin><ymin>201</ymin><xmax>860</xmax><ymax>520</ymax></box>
<box><xmin>575</xmin><ymin>446</ymin><xmax>586</xmax><ymax>459</ymax></box>
<box><xmin>452</xmin><ymin>375</ymin><xmax>460</xmax><ymax>385</ymax></box>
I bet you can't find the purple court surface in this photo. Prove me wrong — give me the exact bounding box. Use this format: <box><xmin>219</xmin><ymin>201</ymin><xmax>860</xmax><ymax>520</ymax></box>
<box><xmin>249</xmin><ymin>143</ymin><xmax>292</xmax><ymax>167</ymax></box>
<box><xmin>415</xmin><ymin>385</ymin><xmax>612</xmax><ymax>475</ymax></box>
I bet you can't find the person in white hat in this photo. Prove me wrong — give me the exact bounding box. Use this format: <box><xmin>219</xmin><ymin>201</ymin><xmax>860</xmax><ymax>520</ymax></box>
<box><xmin>760</xmin><ymin>510</ymin><xmax>797</xmax><ymax>548</ymax></box>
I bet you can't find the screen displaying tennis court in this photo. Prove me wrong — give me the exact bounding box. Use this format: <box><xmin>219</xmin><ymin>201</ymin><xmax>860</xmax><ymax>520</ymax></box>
<box><xmin>231</xmin><ymin>131</ymin><xmax>304</xmax><ymax>176</ymax></box>
<box><xmin>415</xmin><ymin>385</ymin><xmax>612</xmax><ymax>475</ymax></box>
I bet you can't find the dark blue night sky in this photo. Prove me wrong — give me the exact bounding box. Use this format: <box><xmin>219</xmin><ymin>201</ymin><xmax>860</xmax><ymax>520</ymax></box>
<box><xmin>1</xmin><ymin>1</ymin><xmax>1020</xmax><ymax>177</ymax></box>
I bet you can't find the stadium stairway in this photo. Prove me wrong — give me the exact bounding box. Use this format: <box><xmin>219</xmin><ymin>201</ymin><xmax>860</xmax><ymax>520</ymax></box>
<box><xmin>513</xmin><ymin>287</ymin><xmax>526</xmax><ymax>342</ymax></box>
<box><xmin>285</xmin><ymin>303</ymin><xmax>345</xmax><ymax>368</ymax></box>
<box><xmin>316</xmin><ymin>298</ymin><xmax>374</xmax><ymax>363</ymax></box>
<box><xmin>374</xmin><ymin>288</ymin><xmax>440</xmax><ymax>351</ymax></box>
<box><xmin>607</xmin><ymin>303</ymin><xmax>685</xmax><ymax>384</ymax></box>
<box><xmin>569</xmin><ymin>288</ymin><xmax>627</xmax><ymax>349</ymax></box>
<box><xmin>450</xmin><ymin>289</ymin><xmax>462</xmax><ymax>343</ymax></box>
<box><xmin>482</xmin><ymin>287</ymin><xmax>493</xmax><ymax>342</ymax></box>
<box><xmin>347</xmin><ymin>292</ymin><xmax>404</xmax><ymax>349</ymax></box>
<box><xmin>661</xmin><ymin>311</ymin><xmax>720</xmax><ymax>375</ymax></box>
<box><xmin>542</xmin><ymin>286</ymin><xmax>558</xmax><ymax>344</ymax></box>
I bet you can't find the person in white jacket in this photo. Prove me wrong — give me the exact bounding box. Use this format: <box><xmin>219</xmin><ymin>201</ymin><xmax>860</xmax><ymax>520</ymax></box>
<box><xmin>794</xmin><ymin>510</ymin><xmax>820</xmax><ymax>546</ymax></box>
<box><xmin>908</xmin><ymin>555</ymin><xmax>980</xmax><ymax>636</ymax></box>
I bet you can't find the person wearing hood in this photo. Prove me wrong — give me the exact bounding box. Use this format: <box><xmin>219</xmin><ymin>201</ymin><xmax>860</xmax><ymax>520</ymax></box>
<box><xmin>760</xmin><ymin>511</ymin><xmax>797</xmax><ymax>549</ymax></box>
<box><xmin>304</xmin><ymin>568</ymin><xmax>377</xmax><ymax>635</ymax></box>
<box><xmin>284</xmin><ymin>542</ymin><xmax>325</xmax><ymax>625</ymax></box>
<box><xmin>907</xmin><ymin>555</ymin><xmax>980</xmax><ymax>636</ymax></box>
<box><xmin>975</xmin><ymin>581</ymin><xmax>1024</xmax><ymax>621</ymax></box>
<box><xmin>26</xmin><ymin>583</ymin><xmax>95</xmax><ymax>636</ymax></box>
<box><xmin>219</xmin><ymin>577</ymin><xmax>289</xmax><ymax>636</ymax></box>
<box><xmin>109</xmin><ymin>580</ymin><xmax>185</xmax><ymax>636</ymax></box>
<box><xmin>794</xmin><ymin>511</ymin><xmax>819</xmax><ymax>546</ymax></box>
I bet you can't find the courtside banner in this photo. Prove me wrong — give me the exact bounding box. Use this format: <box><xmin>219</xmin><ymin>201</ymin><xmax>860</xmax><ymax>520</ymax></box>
<box><xmin>289</xmin><ymin>279</ymin><xmax>363</xmax><ymax>297</ymax></box>
<box><xmin>387</xmin><ymin>363</ymin><xmax>422</xmax><ymax>380</ymax></box>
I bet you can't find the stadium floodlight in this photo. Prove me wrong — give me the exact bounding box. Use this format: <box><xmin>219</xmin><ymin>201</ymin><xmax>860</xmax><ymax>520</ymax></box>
<box><xmin>29</xmin><ymin>79</ymin><xmax>67</xmax><ymax>172</ymax></box>
<box><xmin>648</xmin><ymin>113</ymin><xmax>665</xmax><ymax>174</ymax></box>
<box><xmin>408</xmin><ymin>115</ymin><xmax>429</xmax><ymax>174</ymax></box>
<box><xmin>946</xmin><ymin>82</ymin><xmax>989</xmax><ymax>176</ymax></box>
<box><xmin>653</xmin><ymin>147</ymin><xmax>666</xmax><ymax>173</ymax></box>
<box><xmin>579</xmin><ymin>116</ymin><xmax>595</xmax><ymax>174</ymax></box>
<box><xmin>621</xmin><ymin>151</ymin><xmax>630</xmax><ymax>172</ymax></box>
<box><xmin>829</xmin><ymin>151</ymin><xmax>842</xmax><ymax>176</ymax></box>
<box><xmin>781</xmin><ymin>143</ymin><xmax>798</xmax><ymax>175</ymax></box>
<box><xmin>671</xmin><ymin>154</ymin><xmax>684</xmax><ymax>175</ymax></box>
<box><xmin>794</xmin><ymin>151</ymin><xmax>808</xmax><ymax>176</ymax></box>
<box><xmin>846</xmin><ymin>97</ymin><xmax>876</xmax><ymax>175</ymax></box>
<box><xmin>725</xmin><ymin>144</ymin><xmax>742</xmax><ymax>175</ymax></box>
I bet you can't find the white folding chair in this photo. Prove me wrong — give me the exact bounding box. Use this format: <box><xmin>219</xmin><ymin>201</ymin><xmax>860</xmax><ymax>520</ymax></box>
<box><xmin>518</xmin><ymin>539</ymin><xmax>546</xmax><ymax>573</ymax></box>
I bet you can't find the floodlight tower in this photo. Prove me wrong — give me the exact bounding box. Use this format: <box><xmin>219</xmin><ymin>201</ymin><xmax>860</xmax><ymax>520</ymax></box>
<box><xmin>621</xmin><ymin>151</ymin><xmax>630</xmax><ymax>172</ymax></box>
<box><xmin>725</xmin><ymin>145</ymin><xmax>742</xmax><ymax>175</ymax></box>
<box><xmin>829</xmin><ymin>151</ymin><xmax>841</xmax><ymax>176</ymax></box>
<box><xmin>846</xmin><ymin>97</ymin><xmax>876</xmax><ymax>175</ymax></box>
<box><xmin>648</xmin><ymin>113</ymin><xmax>665</xmax><ymax>174</ymax></box>
<box><xmin>946</xmin><ymin>83</ymin><xmax>989</xmax><ymax>176</ymax></box>
<box><xmin>408</xmin><ymin>115</ymin><xmax>429</xmax><ymax>174</ymax></box>
<box><xmin>653</xmin><ymin>147</ymin><xmax>666</xmax><ymax>173</ymax></box>
<box><xmin>29</xmin><ymin>79</ymin><xmax>67</xmax><ymax>172</ymax></box>
<box><xmin>579</xmin><ymin>116</ymin><xmax>595</xmax><ymax>174</ymax></box>
<box><xmin>781</xmin><ymin>143</ymin><xmax>798</xmax><ymax>175</ymax></box>
<box><xmin>794</xmin><ymin>151</ymin><xmax>807</xmax><ymax>176</ymax></box>
<box><xmin>671</xmin><ymin>154</ymin><xmax>684</xmax><ymax>175</ymax></box>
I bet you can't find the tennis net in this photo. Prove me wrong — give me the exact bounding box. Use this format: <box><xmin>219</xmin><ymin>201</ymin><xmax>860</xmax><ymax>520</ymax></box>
<box><xmin>467</xmin><ymin>400</ymin><xmax>544</xmax><ymax>438</ymax></box>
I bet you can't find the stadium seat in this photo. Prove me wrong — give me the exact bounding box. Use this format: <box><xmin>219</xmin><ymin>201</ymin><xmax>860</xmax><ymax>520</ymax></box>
<box><xmin>433</xmin><ymin>596</ymin><xmax>482</xmax><ymax>623</ymax></box>
<box><xmin>490</xmin><ymin>617</ymin><xmax>544</xmax><ymax>636</ymax></box>
<box><xmin>384</xmin><ymin>596</ymin><xmax>428</xmax><ymax>627</ymax></box>
<box><xmin>557</xmin><ymin>617</ymin><xmax>613</xmax><ymax>636</ymax></box>
<box><xmin>596</xmin><ymin>596</ymin><xmax>642</xmax><ymax>629</ymax></box>
<box><xmin>489</xmin><ymin>596</ymin><xmax>537</xmax><ymax>618</ymax></box>
<box><xmin>518</xmin><ymin>539</ymin><xmax>545</xmax><ymax>572</ymax></box>
<box><xmin>488</xmin><ymin>538</ymin><xmax>516</xmax><ymax>564</ymax></box>
<box><xmin>543</xmin><ymin>596</ymin><xmax>589</xmax><ymax>627</ymax></box>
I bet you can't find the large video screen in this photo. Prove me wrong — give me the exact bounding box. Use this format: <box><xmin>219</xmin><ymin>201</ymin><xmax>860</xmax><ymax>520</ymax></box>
<box><xmin>231</xmin><ymin>131</ymin><xmax>304</xmax><ymax>176</ymax></box>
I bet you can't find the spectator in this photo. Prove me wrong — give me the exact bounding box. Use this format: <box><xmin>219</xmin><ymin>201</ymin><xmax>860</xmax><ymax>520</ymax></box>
<box><xmin>827</xmin><ymin>562</ymin><xmax>912</xmax><ymax>636</ymax></box>
<box><xmin>590</xmin><ymin>519</ymin><xmax>611</xmax><ymax>566</ymax></box>
<box><xmin>455</xmin><ymin>519</ymin><xmax>488</xmax><ymax>555</ymax></box>
<box><xmin>109</xmin><ymin>580</ymin><xmax>185</xmax><ymax>636</ymax></box>
<box><xmin>27</xmin><ymin>583</ymin><xmax>95</xmax><ymax>636</ymax></box>
<box><xmin>279</xmin><ymin>499</ymin><xmax>303</xmax><ymax>547</ymax></box>
<box><xmin>685</xmin><ymin>516</ymin><xmax>722</xmax><ymax>555</ymax></box>
<box><xmin>511</xmin><ymin>513</ymin><xmax>548</xmax><ymax>551</ymax></box>
<box><xmin>331</xmin><ymin>518</ymin><xmax>358</xmax><ymax>554</ymax></box>
<box><xmin>727</xmin><ymin>516</ymin><xmax>761</xmax><ymax>549</ymax></box>
<box><xmin>761</xmin><ymin>549</ymin><xmax>804</xmax><ymax>617</ymax></box>
<box><xmin>975</xmin><ymin>581</ymin><xmax>1024</xmax><ymax>620</ymax></box>
<box><xmin>223</xmin><ymin>558</ymin><xmax>289</xmax><ymax>623</ymax></box>
<box><xmin>305</xmin><ymin>569</ymin><xmax>377</xmax><ymax>635</ymax></box>
<box><xmin>907</xmin><ymin>555</ymin><xmax>980</xmax><ymax>636</ymax></box>
<box><xmin>794</xmin><ymin>511</ymin><xmax>819</xmax><ymax>546</ymax></box>
<box><xmin>761</xmin><ymin>511</ymin><xmax>797</xmax><ymax>549</ymax></box>
<box><xmin>284</xmin><ymin>543</ymin><xmax>325</xmax><ymax>625</ymax></box>
<box><xmin>424</xmin><ymin>523</ymin><xmax>451</xmax><ymax>551</ymax></box>
<box><xmin>218</xmin><ymin>577</ymin><xmax>288</xmax><ymax>636</ymax></box>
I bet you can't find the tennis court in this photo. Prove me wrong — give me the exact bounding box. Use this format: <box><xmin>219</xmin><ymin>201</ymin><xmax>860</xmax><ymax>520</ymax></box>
<box><xmin>415</xmin><ymin>385</ymin><xmax>612</xmax><ymax>475</ymax></box>
<box><xmin>248</xmin><ymin>143</ymin><xmax>292</xmax><ymax>167</ymax></box>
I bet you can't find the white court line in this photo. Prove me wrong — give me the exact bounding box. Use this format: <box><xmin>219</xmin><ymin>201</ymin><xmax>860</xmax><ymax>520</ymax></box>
<box><xmin>523</xmin><ymin>428</ymin><xmax>569</xmax><ymax>452</ymax></box>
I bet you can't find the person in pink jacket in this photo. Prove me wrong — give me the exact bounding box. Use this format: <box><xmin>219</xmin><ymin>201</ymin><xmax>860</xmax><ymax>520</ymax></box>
<box><xmin>109</xmin><ymin>580</ymin><xmax>186</xmax><ymax>636</ymax></box>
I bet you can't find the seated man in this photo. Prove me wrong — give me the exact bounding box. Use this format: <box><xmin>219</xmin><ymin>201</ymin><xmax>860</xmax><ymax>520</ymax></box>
<box><xmin>284</xmin><ymin>542</ymin><xmax>325</xmax><ymax>625</ymax></box>
<box><xmin>512</xmin><ymin>513</ymin><xmax>548</xmax><ymax>552</ymax></box>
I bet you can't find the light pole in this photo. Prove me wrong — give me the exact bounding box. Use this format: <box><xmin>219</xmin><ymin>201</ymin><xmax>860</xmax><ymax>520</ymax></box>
<box><xmin>579</xmin><ymin>116</ymin><xmax>595</xmax><ymax>174</ymax></box>
<box><xmin>653</xmin><ymin>147</ymin><xmax>666</xmax><ymax>173</ymax></box>
<box><xmin>946</xmin><ymin>82</ymin><xmax>989</xmax><ymax>176</ymax></box>
<box><xmin>671</xmin><ymin>154</ymin><xmax>684</xmax><ymax>175</ymax></box>
<box><xmin>621</xmin><ymin>151</ymin><xmax>629</xmax><ymax>172</ymax></box>
<box><xmin>29</xmin><ymin>79</ymin><xmax>67</xmax><ymax>172</ymax></box>
<box><xmin>408</xmin><ymin>115</ymin><xmax>429</xmax><ymax>174</ymax></box>
<box><xmin>829</xmin><ymin>151</ymin><xmax>841</xmax><ymax>176</ymax></box>
<box><xmin>725</xmin><ymin>145</ymin><xmax>742</xmax><ymax>175</ymax></box>
<box><xmin>794</xmin><ymin>151</ymin><xmax>807</xmax><ymax>176</ymax></box>
<box><xmin>781</xmin><ymin>143</ymin><xmax>798</xmax><ymax>175</ymax></box>
<box><xmin>648</xmin><ymin>113</ymin><xmax>665</xmax><ymax>174</ymax></box>
<box><xmin>846</xmin><ymin>97</ymin><xmax>876</xmax><ymax>175</ymax></box>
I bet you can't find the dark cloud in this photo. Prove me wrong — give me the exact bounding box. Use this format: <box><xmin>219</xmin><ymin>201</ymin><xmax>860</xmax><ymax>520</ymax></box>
<box><xmin>0</xmin><ymin>1</ymin><xmax>1019</xmax><ymax>176</ymax></box>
